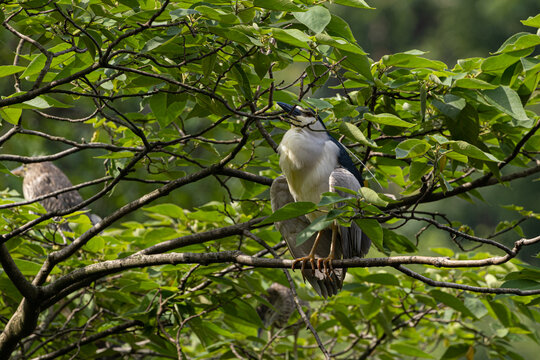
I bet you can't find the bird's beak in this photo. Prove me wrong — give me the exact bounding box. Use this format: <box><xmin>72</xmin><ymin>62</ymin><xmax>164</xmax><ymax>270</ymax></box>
<box><xmin>11</xmin><ymin>166</ymin><xmax>24</xmax><ymax>176</ymax></box>
<box><xmin>277</xmin><ymin>102</ymin><xmax>294</xmax><ymax>114</ymax></box>
<box><xmin>277</xmin><ymin>102</ymin><xmax>304</xmax><ymax>119</ymax></box>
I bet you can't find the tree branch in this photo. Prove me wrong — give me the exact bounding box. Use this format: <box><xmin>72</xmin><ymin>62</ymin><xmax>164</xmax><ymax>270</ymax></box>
<box><xmin>43</xmin><ymin>233</ymin><xmax>540</xmax><ymax>301</ymax></box>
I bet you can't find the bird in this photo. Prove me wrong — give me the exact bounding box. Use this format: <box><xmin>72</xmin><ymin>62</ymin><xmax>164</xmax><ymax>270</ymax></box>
<box><xmin>257</xmin><ymin>282</ymin><xmax>308</xmax><ymax>337</ymax></box>
<box><xmin>270</xmin><ymin>102</ymin><xmax>371</xmax><ymax>298</ymax></box>
<box><xmin>257</xmin><ymin>282</ymin><xmax>297</xmax><ymax>330</ymax></box>
<box><xmin>11</xmin><ymin>162</ymin><xmax>101</xmax><ymax>238</ymax></box>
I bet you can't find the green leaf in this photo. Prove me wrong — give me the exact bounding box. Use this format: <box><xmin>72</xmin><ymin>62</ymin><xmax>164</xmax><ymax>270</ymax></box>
<box><xmin>0</xmin><ymin>107</ymin><xmax>22</xmax><ymax>125</ymax></box>
<box><xmin>326</xmin><ymin>14</ymin><xmax>356</xmax><ymax>42</ymax></box>
<box><xmin>382</xmin><ymin>228</ymin><xmax>417</xmax><ymax>253</ymax></box>
<box><xmin>354</xmin><ymin>219</ymin><xmax>383</xmax><ymax>246</ymax></box>
<box><xmin>333</xmin><ymin>0</ymin><xmax>374</xmax><ymax>9</ymax></box>
<box><xmin>253</xmin><ymin>0</ymin><xmax>303</xmax><ymax>12</ymax></box>
<box><xmin>295</xmin><ymin>211</ymin><xmax>339</xmax><ymax>246</ymax></box>
<box><xmin>429</xmin><ymin>290</ymin><xmax>475</xmax><ymax>318</ymax></box>
<box><xmin>521</xmin><ymin>14</ymin><xmax>540</xmax><ymax>28</ymax></box>
<box><xmin>335</xmin><ymin>49</ymin><xmax>373</xmax><ymax>80</ymax></box>
<box><xmin>390</xmin><ymin>343</ymin><xmax>434</xmax><ymax>359</ymax></box>
<box><xmin>442</xmin><ymin>344</ymin><xmax>470</xmax><ymax>359</ymax></box>
<box><xmin>19</xmin><ymin>54</ymin><xmax>47</xmax><ymax>79</ymax></box>
<box><xmin>293</xmin><ymin>6</ymin><xmax>331</xmax><ymax>34</ymax></box>
<box><xmin>432</xmin><ymin>94</ymin><xmax>466</xmax><ymax>120</ymax></box>
<box><xmin>454</xmin><ymin>77</ymin><xmax>498</xmax><ymax>90</ymax></box>
<box><xmin>364</xmin><ymin>113</ymin><xmax>415</xmax><ymax>128</ymax></box>
<box><xmin>94</xmin><ymin>151</ymin><xmax>134</xmax><ymax>159</ymax></box>
<box><xmin>314</xmin><ymin>33</ymin><xmax>366</xmax><ymax>54</ymax></box>
<box><xmin>0</xmin><ymin>65</ymin><xmax>26</xmax><ymax>78</ymax></box>
<box><xmin>339</xmin><ymin>121</ymin><xmax>377</xmax><ymax>148</ymax></box>
<box><xmin>224</xmin><ymin>299</ymin><xmax>263</xmax><ymax>327</ymax></box>
<box><xmin>409</xmin><ymin>160</ymin><xmax>431</xmax><ymax>182</ymax></box>
<box><xmin>382</xmin><ymin>51</ymin><xmax>447</xmax><ymax>70</ymax></box>
<box><xmin>500</xmin><ymin>279</ymin><xmax>540</xmax><ymax>290</ymax></box>
<box><xmin>272</xmin><ymin>28</ymin><xmax>311</xmax><ymax>48</ymax></box>
<box><xmin>169</xmin><ymin>8</ymin><xmax>200</xmax><ymax>20</ymax></box>
<box><xmin>319</xmin><ymin>192</ymin><xmax>351</xmax><ymax>206</ymax></box>
<box><xmin>84</xmin><ymin>236</ymin><xmax>105</xmax><ymax>253</ymax></box>
<box><xmin>364</xmin><ymin>273</ymin><xmax>399</xmax><ymax>286</ymax></box>
<box><xmin>22</xmin><ymin>96</ymin><xmax>56</xmax><ymax>109</ymax></box>
<box><xmin>448</xmin><ymin>141</ymin><xmax>500</xmax><ymax>162</ymax></box>
<box><xmin>232</xmin><ymin>64</ymin><xmax>253</xmax><ymax>101</ymax></box>
<box><xmin>143</xmin><ymin>203</ymin><xmax>185</xmax><ymax>218</ymax></box>
<box><xmin>395</xmin><ymin>139</ymin><xmax>431</xmax><ymax>159</ymax></box>
<box><xmin>358</xmin><ymin>187</ymin><xmax>388</xmax><ymax>206</ymax></box>
<box><xmin>481</xmin><ymin>49</ymin><xmax>532</xmax><ymax>73</ymax></box>
<box><xmin>261</xmin><ymin>201</ymin><xmax>317</xmax><ymax>225</ymax></box>
<box><xmin>480</xmin><ymin>86</ymin><xmax>529</xmax><ymax>123</ymax></box>
<box><xmin>194</xmin><ymin>6</ymin><xmax>239</xmax><ymax>24</ymax></box>
<box><xmin>495</xmin><ymin>32</ymin><xmax>540</xmax><ymax>53</ymax></box>
<box><xmin>444</xmin><ymin>103</ymin><xmax>480</xmax><ymax>145</ymax></box>
<box><xmin>333</xmin><ymin>310</ymin><xmax>359</xmax><ymax>335</ymax></box>
<box><xmin>14</xmin><ymin>259</ymin><xmax>60</xmax><ymax>276</ymax></box>
<box><xmin>464</xmin><ymin>296</ymin><xmax>488</xmax><ymax>319</ymax></box>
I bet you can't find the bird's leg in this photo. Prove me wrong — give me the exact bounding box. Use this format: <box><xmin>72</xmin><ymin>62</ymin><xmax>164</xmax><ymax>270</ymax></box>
<box><xmin>319</xmin><ymin>221</ymin><xmax>338</xmax><ymax>277</ymax></box>
<box><xmin>291</xmin><ymin>231</ymin><xmax>323</xmax><ymax>276</ymax></box>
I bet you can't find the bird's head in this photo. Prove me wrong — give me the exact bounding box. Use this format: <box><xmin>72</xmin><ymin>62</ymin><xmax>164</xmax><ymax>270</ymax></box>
<box><xmin>277</xmin><ymin>102</ymin><xmax>326</xmax><ymax>130</ymax></box>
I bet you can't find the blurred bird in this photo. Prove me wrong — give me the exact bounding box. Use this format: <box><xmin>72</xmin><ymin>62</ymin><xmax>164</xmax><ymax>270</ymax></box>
<box><xmin>257</xmin><ymin>282</ymin><xmax>307</xmax><ymax>335</ymax></box>
<box><xmin>257</xmin><ymin>282</ymin><xmax>296</xmax><ymax>329</ymax></box>
<box><xmin>270</xmin><ymin>102</ymin><xmax>371</xmax><ymax>298</ymax></box>
<box><xmin>12</xmin><ymin>162</ymin><xmax>101</xmax><ymax>237</ymax></box>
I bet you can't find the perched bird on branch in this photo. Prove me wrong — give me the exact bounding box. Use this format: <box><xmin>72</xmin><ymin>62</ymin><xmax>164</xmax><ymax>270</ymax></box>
<box><xmin>12</xmin><ymin>162</ymin><xmax>101</xmax><ymax>236</ymax></box>
<box><xmin>257</xmin><ymin>282</ymin><xmax>307</xmax><ymax>333</ymax></box>
<box><xmin>270</xmin><ymin>102</ymin><xmax>371</xmax><ymax>298</ymax></box>
<box><xmin>257</xmin><ymin>282</ymin><xmax>296</xmax><ymax>329</ymax></box>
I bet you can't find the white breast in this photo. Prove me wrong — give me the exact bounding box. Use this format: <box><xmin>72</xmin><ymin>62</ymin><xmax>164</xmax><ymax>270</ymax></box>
<box><xmin>278</xmin><ymin>127</ymin><xmax>340</xmax><ymax>210</ymax></box>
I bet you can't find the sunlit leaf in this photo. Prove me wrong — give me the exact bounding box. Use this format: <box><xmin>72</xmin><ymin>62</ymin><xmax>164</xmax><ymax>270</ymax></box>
<box><xmin>364</xmin><ymin>113</ymin><xmax>415</xmax><ymax>128</ymax></box>
<box><xmin>293</xmin><ymin>6</ymin><xmax>331</xmax><ymax>34</ymax></box>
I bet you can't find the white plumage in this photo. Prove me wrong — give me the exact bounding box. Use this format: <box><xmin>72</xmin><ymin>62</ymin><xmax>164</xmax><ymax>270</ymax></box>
<box><xmin>278</xmin><ymin>123</ymin><xmax>340</xmax><ymax>220</ymax></box>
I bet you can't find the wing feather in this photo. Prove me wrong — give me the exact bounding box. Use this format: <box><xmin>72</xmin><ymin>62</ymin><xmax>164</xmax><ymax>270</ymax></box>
<box><xmin>270</xmin><ymin>176</ymin><xmax>344</xmax><ymax>298</ymax></box>
<box><xmin>329</xmin><ymin>168</ymin><xmax>371</xmax><ymax>259</ymax></box>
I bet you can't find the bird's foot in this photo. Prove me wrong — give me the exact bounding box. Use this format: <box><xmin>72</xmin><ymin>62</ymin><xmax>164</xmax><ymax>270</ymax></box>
<box><xmin>317</xmin><ymin>255</ymin><xmax>336</xmax><ymax>278</ymax></box>
<box><xmin>292</xmin><ymin>255</ymin><xmax>317</xmax><ymax>276</ymax></box>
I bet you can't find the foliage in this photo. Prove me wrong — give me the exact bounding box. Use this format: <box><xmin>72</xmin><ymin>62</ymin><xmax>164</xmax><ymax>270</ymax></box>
<box><xmin>0</xmin><ymin>1</ymin><xmax>540</xmax><ymax>359</ymax></box>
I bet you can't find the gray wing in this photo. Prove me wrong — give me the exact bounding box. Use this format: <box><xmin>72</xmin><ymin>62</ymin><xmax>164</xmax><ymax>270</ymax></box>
<box><xmin>22</xmin><ymin>162</ymin><xmax>101</xmax><ymax>233</ymax></box>
<box><xmin>270</xmin><ymin>176</ymin><xmax>344</xmax><ymax>298</ymax></box>
<box><xmin>257</xmin><ymin>283</ymin><xmax>295</xmax><ymax>328</ymax></box>
<box><xmin>329</xmin><ymin>168</ymin><xmax>371</xmax><ymax>259</ymax></box>
<box><xmin>23</xmin><ymin>162</ymin><xmax>84</xmax><ymax>213</ymax></box>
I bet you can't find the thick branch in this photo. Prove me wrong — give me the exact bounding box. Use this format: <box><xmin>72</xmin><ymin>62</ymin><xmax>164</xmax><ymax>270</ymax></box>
<box><xmin>0</xmin><ymin>244</ymin><xmax>38</xmax><ymax>300</ymax></box>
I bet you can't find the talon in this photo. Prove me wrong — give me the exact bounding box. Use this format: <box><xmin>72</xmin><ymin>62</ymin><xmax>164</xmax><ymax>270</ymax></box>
<box><xmin>309</xmin><ymin>257</ymin><xmax>316</xmax><ymax>275</ymax></box>
<box><xmin>292</xmin><ymin>255</ymin><xmax>317</xmax><ymax>276</ymax></box>
<box><xmin>323</xmin><ymin>257</ymin><xmax>334</xmax><ymax>278</ymax></box>
<box><xmin>291</xmin><ymin>258</ymin><xmax>300</xmax><ymax>272</ymax></box>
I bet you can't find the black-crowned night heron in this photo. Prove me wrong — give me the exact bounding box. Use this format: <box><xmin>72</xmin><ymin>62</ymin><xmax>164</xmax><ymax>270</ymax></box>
<box><xmin>12</xmin><ymin>162</ymin><xmax>101</xmax><ymax>233</ymax></box>
<box><xmin>270</xmin><ymin>102</ymin><xmax>371</xmax><ymax>298</ymax></box>
<box><xmin>257</xmin><ymin>282</ymin><xmax>297</xmax><ymax>329</ymax></box>
<box><xmin>257</xmin><ymin>282</ymin><xmax>308</xmax><ymax>338</ymax></box>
